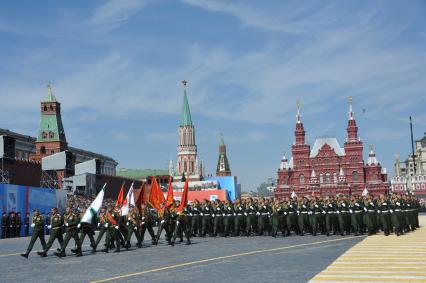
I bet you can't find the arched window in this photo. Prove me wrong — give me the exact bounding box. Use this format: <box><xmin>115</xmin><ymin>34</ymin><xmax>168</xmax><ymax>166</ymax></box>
<box><xmin>326</xmin><ymin>173</ymin><xmax>331</xmax><ymax>183</ymax></box>
<box><xmin>40</xmin><ymin>146</ymin><xmax>46</xmax><ymax>154</ymax></box>
<box><xmin>352</xmin><ymin>171</ymin><xmax>359</xmax><ymax>182</ymax></box>
<box><xmin>299</xmin><ymin>174</ymin><xmax>305</xmax><ymax>184</ymax></box>
<box><xmin>333</xmin><ymin>173</ymin><xmax>337</xmax><ymax>183</ymax></box>
<box><xmin>320</xmin><ymin>173</ymin><xmax>323</xmax><ymax>183</ymax></box>
<box><xmin>43</xmin><ymin>105</ymin><xmax>47</xmax><ymax>111</ymax></box>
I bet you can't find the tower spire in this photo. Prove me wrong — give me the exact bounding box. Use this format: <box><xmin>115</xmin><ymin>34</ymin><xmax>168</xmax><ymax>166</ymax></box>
<box><xmin>46</xmin><ymin>82</ymin><xmax>57</xmax><ymax>102</ymax></box>
<box><xmin>181</xmin><ymin>80</ymin><xmax>193</xmax><ymax>126</ymax></box>
<box><xmin>216</xmin><ymin>133</ymin><xmax>231</xmax><ymax>176</ymax></box>
<box><xmin>296</xmin><ymin>99</ymin><xmax>302</xmax><ymax>124</ymax></box>
<box><xmin>348</xmin><ymin>96</ymin><xmax>354</xmax><ymax>120</ymax></box>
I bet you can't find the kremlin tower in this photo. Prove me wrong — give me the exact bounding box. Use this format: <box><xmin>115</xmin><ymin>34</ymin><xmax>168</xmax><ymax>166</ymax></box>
<box><xmin>216</xmin><ymin>133</ymin><xmax>232</xmax><ymax>176</ymax></box>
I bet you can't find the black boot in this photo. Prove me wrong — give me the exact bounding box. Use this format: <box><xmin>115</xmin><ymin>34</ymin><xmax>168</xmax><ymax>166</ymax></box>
<box><xmin>20</xmin><ymin>253</ymin><xmax>29</xmax><ymax>259</ymax></box>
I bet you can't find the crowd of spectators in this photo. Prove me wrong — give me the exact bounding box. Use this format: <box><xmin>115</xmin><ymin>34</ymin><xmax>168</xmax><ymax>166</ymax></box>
<box><xmin>66</xmin><ymin>194</ymin><xmax>115</xmax><ymax>213</ymax></box>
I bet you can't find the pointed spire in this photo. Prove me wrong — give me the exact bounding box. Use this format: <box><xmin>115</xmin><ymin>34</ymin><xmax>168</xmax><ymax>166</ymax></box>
<box><xmin>348</xmin><ymin>96</ymin><xmax>354</xmax><ymax>120</ymax></box>
<box><xmin>168</xmin><ymin>158</ymin><xmax>174</xmax><ymax>176</ymax></box>
<box><xmin>311</xmin><ymin>169</ymin><xmax>316</xmax><ymax>178</ymax></box>
<box><xmin>279</xmin><ymin>154</ymin><xmax>288</xmax><ymax>170</ymax></box>
<box><xmin>296</xmin><ymin>99</ymin><xmax>302</xmax><ymax>124</ymax></box>
<box><xmin>220</xmin><ymin>132</ymin><xmax>225</xmax><ymax>146</ymax></box>
<box><xmin>181</xmin><ymin>80</ymin><xmax>192</xmax><ymax>126</ymax></box>
<box><xmin>339</xmin><ymin>167</ymin><xmax>345</xmax><ymax>177</ymax></box>
<box><xmin>46</xmin><ymin>82</ymin><xmax>57</xmax><ymax>102</ymax></box>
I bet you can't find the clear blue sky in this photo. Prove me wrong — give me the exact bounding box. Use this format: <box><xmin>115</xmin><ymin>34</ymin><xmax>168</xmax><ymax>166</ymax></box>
<box><xmin>0</xmin><ymin>1</ymin><xmax>425</xmax><ymax>191</ymax></box>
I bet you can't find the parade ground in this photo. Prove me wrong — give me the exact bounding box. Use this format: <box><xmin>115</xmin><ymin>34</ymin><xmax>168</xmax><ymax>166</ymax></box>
<box><xmin>0</xmin><ymin>215</ymin><xmax>423</xmax><ymax>283</ymax></box>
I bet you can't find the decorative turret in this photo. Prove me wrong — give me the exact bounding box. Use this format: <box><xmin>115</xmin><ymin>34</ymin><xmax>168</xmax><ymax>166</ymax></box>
<box><xmin>279</xmin><ymin>154</ymin><xmax>289</xmax><ymax>170</ymax></box>
<box><xmin>310</xmin><ymin>169</ymin><xmax>319</xmax><ymax>184</ymax></box>
<box><xmin>338</xmin><ymin>167</ymin><xmax>346</xmax><ymax>183</ymax></box>
<box><xmin>367</xmin><ymin>145</ymin><xmax>379</xmax><ymax>165</ymax></box>
<box><xmin>216</xmin><ymin>133</ymin><xmax>231</xmax><ymax>176</ymax></box>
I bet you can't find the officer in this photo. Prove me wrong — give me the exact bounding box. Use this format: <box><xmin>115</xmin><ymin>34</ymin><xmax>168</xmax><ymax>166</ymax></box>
<box><xmin>270</xmin><ymin>199</ymin><xmax>282</xmax><ymax>237</ymax></box>
<box><xmin>21</xmin><ymin>208</ymin><xmax>47</xmax><ymax>258</ymax></box>
<box><xmin>245</xmin><ymin>198</ymin><xmax>257</xmax><ymax>237</ymax></box>
<box><xmin>201</xmin><ymin>199</ymin><xmax>213</xmax><ymax>237</ymax></box>
<box><xmin>212</xmin><ymin>200</ymin><xmax>224</xmax><ymax>237</ymax></box>
<box><xmin>102</xmin><ymin>205</ymin><xmax>121</xmax><ymax>253</ymax></box>
<box><xmin>257</xmin><ymin>198</ymin><xmax>271</xmax><ymax>236</ymax></box>
<box><xmin>378</xmin><ymin>194</ymin><xmax>391</xmax><ymax>236</ymax></box>
<box><xmin>9</xmin><ymin>211</ymin><xmax>16</xmax><ymax>238</ymax></box>
<box><xmin>54</xmin><ymin>206</ymin><xmax>82</xmax><ymax>257</ymax></box>
<box><xmin>171</xmin><ymin>202</ymin><xmax>191</xmax><ymax>246</ymax></box>
<box><xmin>1</xmin><ymin>212</ymin><xmax>7</xmax><ymax>239</ymax></box>
<box><xmin>223</xmin><ymin>200</ymin><xmax>234</xmax><ymax>237</ymax></box>
<box><xmin>24</xmin><ymin>212</ymin><xmax>30</xmax><ymax>236</ymax></box>
<box><xmin>364</xmin><ymin>196</ymin><xmax>377</xmax><ymax>236</ymax></box>
<box><xmin>38</xmin><ymin>207</ymin><xmax>63</xmax><ymax>257</ymax></box>
<box><xmin>233</xmin><ymin>199</ymin><xmax>245</xmax><ymax>236</ymax></box>
<box><xmin>16</xmin><ymin>212</ymin><xmax>22</xmax><ymax>237</ymax></box>
<box><xmin>190</xmin><ymin>199</ymin><xmax>202</xmax><ymax>237</ymax></box>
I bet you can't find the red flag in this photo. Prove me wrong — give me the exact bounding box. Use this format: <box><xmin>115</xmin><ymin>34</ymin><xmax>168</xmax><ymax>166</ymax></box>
<box><xmin>135</xmin><ymin>182</ymin><xmax>146</xmax><ymax>213</ymax></box>
<box><xmin>116</xmin><ymin>182</ymin><xmax>125</xmax><ymax>207</ymax></box>
<box><xmin>165</xmin><ymin>176</ymin><xmax>174</xmax><ymax>208</ymax></box>
<box><xmin>148</xmin><ymin>177</ymin><xmax>165</xmax><ymax>211</ymax></box>
<box><xmin>177</xmin><ymin>179</ymin><xmax>189</xmax><ymax>212</ymax></box>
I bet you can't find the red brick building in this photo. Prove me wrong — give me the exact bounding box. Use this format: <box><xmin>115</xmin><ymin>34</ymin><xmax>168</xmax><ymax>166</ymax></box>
<box><xmin>275</xmin><ymin>98</ymin><xmax>389</xmax><ymax>198</ymax></box>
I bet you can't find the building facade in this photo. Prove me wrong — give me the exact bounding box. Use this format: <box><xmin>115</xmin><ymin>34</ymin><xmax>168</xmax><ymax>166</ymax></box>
<box><xmin>391</xmin><ymin>132</ymin><xmax>426</xmax><ymax>203</ymax></box>
<box><xmin>275</xmin><ymin>98</ymin><xmax>389</xmax><ymax>198</ymax></box>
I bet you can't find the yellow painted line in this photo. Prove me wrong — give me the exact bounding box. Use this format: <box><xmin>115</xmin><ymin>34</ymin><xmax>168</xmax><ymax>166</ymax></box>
<box><xmin>322</xmin><ymin>272</ymin><xmax>426</xmax><ymax>275</ymax></box>
<box><xmin>88</xmin><ymin>236</ymin><xmax>363</xmax><ymax>283</ymax></box>
<box><xmin>326</xmin><ymin>267</ymin><xmax>426</xmax><ymax>270</ymax></box>
<box><xmin>311</xmin><ymin>277</ymin><xmax>426</xmax><ymax>282</ymax></box>
<box><xmin>335</xmin><ymin>259</ymin><xmax>426</xmax><ymax>262</ymax></box>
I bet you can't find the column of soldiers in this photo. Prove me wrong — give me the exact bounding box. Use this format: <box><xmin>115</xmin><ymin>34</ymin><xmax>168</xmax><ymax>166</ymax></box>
<box><xmin>1</xmin><ymin>211</ymin><xmax>29</xmax><ymax>238</ymax></box>
<box><xmin>19</xmin><ymin>193</ymin><xmax>420</xmax><ymax>259</ymax></box>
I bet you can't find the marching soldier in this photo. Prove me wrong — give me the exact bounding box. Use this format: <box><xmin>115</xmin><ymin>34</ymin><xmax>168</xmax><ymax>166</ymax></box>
<box><xmin>364</xmin><ymin>196</ymin><xmax>377</xmax><ymax>236</ymax></box>
<box><xmin>94</xmin><ymin>207</ymin><xmax>108</xmax><ymax>249</ymax></box>
<box><xmin>171</xmin><ymin>202</ymin><xmax>191</xmax><ymax>246</ymax></box>
<box><xmin>76</xmin><ymin>209</ymin><xmax>97</xmax><ymax>253</ymax></box>
<box><xmin>190</xmin><ymin>200</ymin><xmax>202</xmax><ymax>237</ymax></box>
<box><xmin>9</xmin><ymin>211</ymin><xmax>16</xmax><ymax>238</ymax></box>
<box><xmin>125</xmin><ymin>205</ymin><xmax>142</xmax><ymax>249</ymax></box>
<box><xmin>309</xmin><ymin>198</ymin><xmax>321</xmax><ymax>236</ymax></box>
<box><xmin>201</xmin><ymin>200</ymin><xmax>213</xmax><ymax>237</ymax></box>
<box><xmin>349</xmin><ymin>196</ymin><xmax>363</xmax><ymax>236</ymax></box>
<box><xmin>21</xmin><ymin>208</ymin><xmax>47</xmax><ymax>258</ymax></box>
<box><xmin>297</xmin><ymin>198</ymin><xmax>308</xmax><ymax>236</ymax></box>
<box><xmin>378</xmin><ymin>194</ymin><xmax>391</xmax><ymax>236</ymax></box>
<box><xmin>223</xmin><ymin>200</ymin><xmax>234</xmax><ymax>237</ymax></box>
<box><xmin>233</xmin><ymin>199</ymin><xmax>245</xmax><ymax>236</ymax></box>
<box><xmin>38</xmin><ymin>207</ymin><xmax>63</xmax><ymax>257</ymax></box>
<box><xmin>270</xmin><ymin>199</ymin><xmax>282</xmax><ymax>237</ymax></box>
<box><xmin>54</xmin><ymin>206</ymin><xmax>82</xmax><ymax>257</ymax></box>
<box><xmin>390</xmin><ymin>194</ymin><xmax>403</xmax><ymax>236</ymax></box>
<box><xmin>139</xmin><ymin>204</ymin><xmax>157</xmax><ymax>245</ymax></box>
<box><xmin>212</xmin><ymin>200</ymin><xmax>224</xmax><ymax>237</ymax></box>
<box><xmin>245</xmin><ymin>198</ymin><xmax>257</xmax><ymax>237</ymax></box>
<box><xmin>257</xmin><ymin>198</ymin><xmax>271</xmax><ymax>236</ymax></box>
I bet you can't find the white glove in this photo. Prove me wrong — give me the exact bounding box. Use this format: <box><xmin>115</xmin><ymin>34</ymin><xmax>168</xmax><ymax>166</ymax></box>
<box><xmin>77</xmin><ymin>224</ymin><xmax>81</xmax><ymax>229</ymax></box>
<box><xmin>217</xmin><ymin>208</ymin><xmax>220</xmax><ymax>211</ymax></box>
<box><xmin>212</xmin><ymin>215</ymin><xmax>215</xmax><ymax>218</ymax></box>
<box><xmin>303</xmin><ymin>205</ymin><xmax>306</xmax><ymax>208</ymax></box>
<box><xmin>134</xmin><ymin>226</ymin><xmax>137</xmax><ymax>231</ymax></box>
<box><xmin>383</xmin><ymin>202</ymin><xmax>387</xmax><ymax>206</ymax></box>
<box><xmin>189</xmin><ymin>213</ymin><xmax>193</xmax><ymax>216</ymax></box>
<box><xmin>115</xmin><ymin>226</ymin><xmax>119</xmax><ymax>230</ymax></box>
<box><xmin>342</xmin><ymin>203</ymin><xmax>346</xmax><ymax>207</ymax></box>
<box><xmin>363</xmin><ymin>208</ymin><xmax>367</xmax><ymax>212</ymax></box>
<box><xmin>284</xmin><ymin>212</ymin><xmax>287</xmax><ymax>215</ymax></box>
<box><xmin>98</xmin><ymin>223</ymin><xmax>101</xmax><ymax>227</ymax></box>
<box><xmin>256</xmin><ymin>212</ymin><xmax>260</xmax><ymax>216</ymax></box>
<box><xmin>290</xmin><ymin>205</ymin><xmax>293</xmax><ymax>208</ymax></box>
<box><xmin>228</xmin><ymin>207</ymin><xmax>231</xmax><ymax>211</ymax></box>
<box><xmin>250</xmin><ymin>206</ymin><xmax>254</xmax><ymax>209</ymax></box>
<box><xmin>239</xmin><ymin>207</ymin><xmax>242</xmax><ymax>211</ymax></box>
<box><xmin>200</xmin><ymin>213</ymin><xmax>204</xmax><ymax>216</ymax></box>
<box><xmin>349</xmin><ymin>209</ymin><xmax>353</xmax><ymax>213</ymax></box>
<box><xmin>233</xmin><ymin>213</ymin><xmax>236</xmax><ymax>216</ymax></box>
<box><xmin>263</xmin><ymin>206</ymin><xmax>267</xmax><ymax>209</ymax></box>
<box><xmin>336</xmin><ymin>211</ymin><xmax>340</xmax><ymax>214</ymax></box>
<box><xmin>31</xmin><ymin>223</ymin><xmax>35</xmax><ymax>228</ymax></box>
<box><xmin>396</xmin><ymin>202</ymin><xmax>400</xmax><ymax>206</ymax></box>
<box><xmin>128</xmin><ymin>217</ymin><xmax>131</xmax><ymax>221</ymax></box>
<box><xmin>176</xmin><ymin>221</ymin><xmax>180</xmax><ymax>225</ymax></box>
<box><xmin>126</xmin><ymin>222</ymin><xmax>129</xmax><ymax>226</ymax></box>
<box><xmin>161</xmin><ymin>220</ymin><xmax>165</xmax><ymax>224</ymax></box>
<box><xmin>222</xmin><ymin>213</ymin><xmax>225</xmax><ymax>216</ymax></box>
<box><xmin>329</xmin><ymin>204</ymin><xmax>332</xmax><ymax>208</ymax></box>
<box><xmin>194</xmin><ymin>208</ymin><xmax>198</xmax><ymax>211</ymax></box>
<box><xmin>355</xmin><ymin>203</ymin><xmax>359</xmax><ymax>207</ymax></box>
<box><xmin>322</xmin><ymin>211</ymin><xmax>326</xmax><ymax>215</ymax></box>
<box><xmin>65</xmin><ymin>223</ymin><xmax>69</xmax><ymax>227</ymax></box>
<box><xmin>206</xmin><ymin>208</ymin><xmax>209</xmax><ymax>211</ymax></box>
<box><xmin>370</xmin><ymin>202</ymin><xmax>374</xmax><ymax>206</ymax></box>
<box><xmin>390</xmin><ymin>210</ymin><xmax>393</xmax><ymax>213</ymax></box>
<box><xmin>407</xmin><ymin>204</ymin><xmax>411</xmax><ymax>207</ymax></box>
<box><xmin>244</xmin><ymin>213</ymin><xmax>248</xmax><ymax>216</ymax></box>
<box><xmin>141</xmin><ymin>222</ymin><xmax>145</xmax><ymax>225</ymax></box>
<box><xmin>105</xmin><ymin>223</ymin><xmax>109</xmax><ymax>228</ymax></box>
<box><xmin>142</xmin><ymin>217</ymin><xmax>145</xmax><ymax>220</ymax></box>
<box><xmin>296</xmin><ymin>211</ymin><xmax>300</xmax><ymax>214</ymax></box>
<box><xmin>47</xmin><ymin>225</ymin><xmax>52</xmax><ymax>229</ymax></box>
<box><xmin>377</xmin><ymin>210</ymin><xmax>381</xmax><ymax>214</ymax></box>
<box><xmin>315</xmin><ymin>205</ymin><xmax>318</xmax><ymax>208</ymax></box>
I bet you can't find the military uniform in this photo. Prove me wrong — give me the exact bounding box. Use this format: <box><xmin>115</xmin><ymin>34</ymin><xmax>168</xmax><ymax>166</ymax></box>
<box><xmin>378</xmin><ymin>197</ymin><xmax>391</xmax><ymax>236</ymax></box>
<box><xmin>201</xmin><ymin>202</ymin><xmax>212</xmax><ymax>237</ymax></box>
<box><xmin>190</xmin><ymin>202</ymin><xmax>202</xmax><ymax>237</ymax></box>
<box><xmin>125</xmin><ymin>208</ymin><xmax>142</xmax><ymax>249</ymax></box>
<box><xmin>41</xmin><ymin>212</ymin><xmax>63</xmax><ymax>256</ymax></box>
<box><xmin>233</xmin><ymin>202</ymin><xmax>245</xmax><ymax>236</ymax></box>
<box><xmin>171</xmin><ymin>206</ymin><xmax>191</xmax><ymax>246</ymax></box>
<box><xmin>245</xmin><ymin>201</ymin><xmax>257</xmax><ymax>236</ymax></box>
<box><xmin>297</xmin><ymin>201</ymin><xmax>308</xmax><ymax>236</ymax></box>
<box><xmin>9</xmin><ymin>212</ymin><xmax>16</xmax><ymax>238</ymax></box>
<box><xmin>364</xmin><ymin>198</ymin><xmax>377</xmax><ymax>235</ymax></box>
<box><xmin>24</xmin><ymin>213</ymin><xmax>30</xmax><ymax>237</ymax></box>
<box><xmin>95</xmin><ymin>210</ymin><xmax>108</xmax><ymax>248</ymax></box>
<box><xmin>139</xmin><ymin>206</ymin><xmax>157</xmax><ymax>245</ymax></box>
<box><xmin>270</xmin><ymin>202</ymin><xmax>282</xmax><ymax>237</ymax></box>
<box><xmin>1</xmin><ymin>213</ymin><xmax>7</xmax><ymax>239</ymax></box>
<box><xmin>212</xmin><ymin>202</ymin><xmax>224</xmax><ymax>237</ymax></box>
<box><xmin>21</xmin><ymin>211</ymin><xmax>47</xmax><ymax>258</ymax></box>
<box><xmin>257</xmin><ymin>202</ymin><xmax>271</xmax><ymax>236</ymax></box>
<box><xmin>350</xmin><ymin>199</ymin><xmax>363</xmax><ymax>235</ymax></box>
<box><xmin>105</xmin><ymin>209</ymin><xmax>121</xmax><ymax>252</ymax></box>
<box><xmin>223</xmin><ymin>202</ymin><xmax>234</xmax><ymax>237</ymax></box>
<box><xmin>15</xmin><ymin>213</ymin><xmax>22</xmax><ymax>237</ymax></box>
<box><xmin>56</xmin><ymin>211</ymin><xmax>82</xmax><ymax>257</ymax></box>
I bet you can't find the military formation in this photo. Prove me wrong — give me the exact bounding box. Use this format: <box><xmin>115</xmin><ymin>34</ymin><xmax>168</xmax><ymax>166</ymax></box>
<box><xmin>1</xmin><ymin>211</ymin><xmax>29</xmax><ymax>238</ymax></box>
<box><xmin>19</xmin><ymin>193</ymin><xmax>420</xmax><ymax>259</ymax></box>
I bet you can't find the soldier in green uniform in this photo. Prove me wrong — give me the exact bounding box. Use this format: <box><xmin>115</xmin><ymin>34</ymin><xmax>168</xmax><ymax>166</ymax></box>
<box><xmin>190</xmin><ymin>200</ymin><xmax>202</xmax><ymax>237</ymax></box>
<box><xmin>257</xmin><ymin>198</ymin><xmax>271</xmax><ymax>236</ymax></box>
<box><xmin>171</xmin><ymin>203</ymin><xmax>191</xmax><ymax>246</ymax></box>
<box><xmin>364</xmin><ymin>196</ymin><xmax>377</xmax><ymax>235</ymax></box>
<box><xmin>390</xmin><ymin>194</ymin><xmax>403</xmax><ymax>236</ymax></box>
<box><xmin>38</xmin><ymin>207</ymin><xmax>63</xmax><ymax>257</ymax></box>
<box><xmin>55</xmin><ymin>206</ymin><xmax>82</xmax><ymax>257</ymax></box>
<box><xmin>125</xmin><ymin>205</ymin><xmax>142</xmax><ymax>249</ymax></box>
<box><xmin>16</xmin><ymin>212</ymin><xmax>22</xmax><ymax>237</ymax></box>
<box><xmin>212</xmin><ymin>200</ymin><xmax>224</xmax><ymax>237</ymax></box>
<box><xmin>337</xmin><ymin>196</ymin><xmax>350</xmax><ymax>235</ymax></box>
<box><xmin>349</xmin><ymin>196</ymin><xmax>363</xmax><ymax>236</ymax></box>
<box><xmin>270</xmin><ymin>199</ymin><xmax>282</xmax><ymax>237</ymax></box>
<box><xmin>309</xmin><ymin>198</ymin><xmax>322</xmax><ymax>236</ymax></box>
<box><xmin>297</xmin><ymin>197</ymin><xmax>309</xmax><ymax>236</ymax></box>
<box><xmin>245</xmin><ymin>198</ymin><xmax>257</xmax><ymax>237</ymax></box>
<box><xmin>201</xmin><ymin>199</ymin><xmax>212</xmax><ymax>237</ymax></box>
<box><xmin>94</xmin><ymin>207</ymin><xmax>108</xmax><ymax>249</ymax></box>
<box><xmin>139</xmin><ymin>204</ymin><xmax>157</xmax><ymax>245</ymax></box>
<box><xmin>75</xmin><ymin>209</ymin><xmax>97</xmax><ymax>253</ymax></box>
<box><xmin>24</xmin><ymin>212</ymin><xmax>30</xmax><ymax>237</ymax></box>
<box><xmin>21</xmin><ymin>208</ymin><xmax>47</xmax><ymax>258</ymax></box>
<box><xmin>223</xmin><ymin>200</ymin><xmax>234</xmax><ymax>237</ymax></box>
<box><xmin>233</xmin><ymin>199</ymin><xmax>245</xmax><ymax>236</ymax></box>
<box><xmin>378</xmin><ymin>194</ymin><xmax>391</xmax><ymax>236</ymax></box>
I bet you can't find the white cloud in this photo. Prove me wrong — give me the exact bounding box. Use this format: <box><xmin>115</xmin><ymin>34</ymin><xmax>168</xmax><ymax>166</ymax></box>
<box><xmin>88</xmin><ymin>0</ymin><xmax>148</xmax><ymax>31</ymax></box>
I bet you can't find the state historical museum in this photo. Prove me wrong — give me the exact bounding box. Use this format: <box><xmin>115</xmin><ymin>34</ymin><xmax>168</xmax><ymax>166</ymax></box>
<box><xmin>275</xmin><ymin>97</ymin><xmax>389</xmax><ymax>198</ymax></box>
